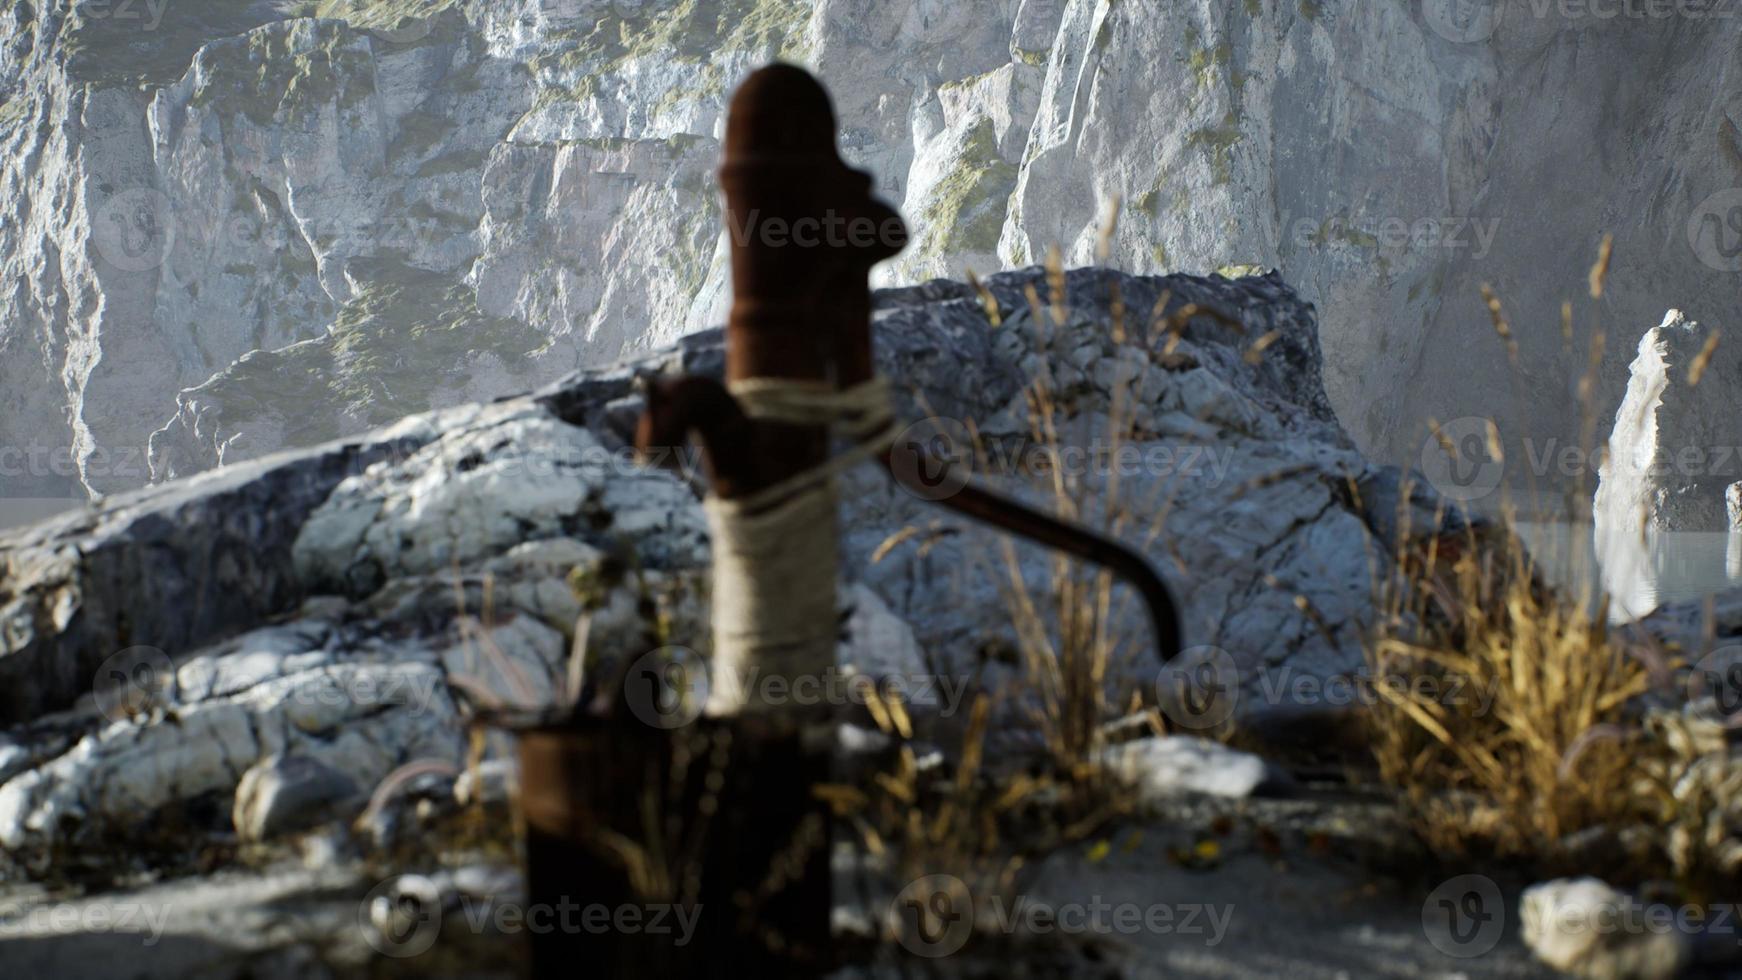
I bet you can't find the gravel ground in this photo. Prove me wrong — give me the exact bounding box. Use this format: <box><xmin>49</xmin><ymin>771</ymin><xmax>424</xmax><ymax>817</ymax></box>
<box><xmin>0</xmin><ymin>797</ymin><xmax>1562</xmax><ymax>979</ymax></box>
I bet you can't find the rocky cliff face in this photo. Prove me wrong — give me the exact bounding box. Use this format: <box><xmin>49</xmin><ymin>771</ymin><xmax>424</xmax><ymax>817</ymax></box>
<box><xmin>4</xmin><ymin>0</ymin><xmax>1738</xmax><ymax>506</ymax></box>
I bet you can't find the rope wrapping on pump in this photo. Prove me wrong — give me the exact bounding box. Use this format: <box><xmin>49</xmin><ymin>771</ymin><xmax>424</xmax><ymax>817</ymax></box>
<box><xmin>719</xmin><ymin>376</ymin><xmax>900</xmax><ymax>514</ymax></box>
<box><xmin>703</xmin><ymin>375</ymin><xmax>899</xmax><ymax>715</ymax></box>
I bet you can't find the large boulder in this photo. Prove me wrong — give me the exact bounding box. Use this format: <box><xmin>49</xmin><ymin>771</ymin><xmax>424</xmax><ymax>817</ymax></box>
<box><xmin>839</xmin><ymin>267</ymin><xmax>1458</xmax><ymax>732</ymax></box>
<box><xmin>0</xmin><ymin>267</ymin><xmax>1439</xmax><ymax>870</ymax></box>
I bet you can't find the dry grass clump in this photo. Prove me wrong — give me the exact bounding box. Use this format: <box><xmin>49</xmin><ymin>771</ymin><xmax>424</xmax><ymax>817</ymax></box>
<box><xmin>855</xmin><ymin>221</ymin><xmax>1252</xmax><ymax>960</ymax></box>
<box><xmin>989</xmin><ymin>248</ymin><xmax>1156</xmax><ymax>770</ymax></box>
<box><xmin>1366</xmin><ymin>239</ymin><xmax>1741</xmax><ymax>892</ymax></box>
<box><xmin>1645</xmin><ymin>709</ymin><xmax>1742</xmax><ymax>889</ymax></box>
<box><xmin>1365</xmin><ymin>504</ymin><xmax>1657</xmax><ymax>857</ymax></box>
<box><xmin>822</xmin><ymin>688</ymin><xmax>1135</xmax><ymax>963</ymax></box>
<box><xmin>878</xmin><ymin>249</ymin><xmax>1156</xmax><ymax>772</ymax></box>
<box><xmin>1367</xmin><ymin>522</ymin><xmax>1742</xmax><ymax>892</ymax></box>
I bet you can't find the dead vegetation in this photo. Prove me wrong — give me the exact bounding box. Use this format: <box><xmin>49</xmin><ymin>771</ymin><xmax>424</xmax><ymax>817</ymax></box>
<box><xmin>1363</xmin><ymin>238</ymin><xmax>1742</xmax><ymax>895</ymax></box>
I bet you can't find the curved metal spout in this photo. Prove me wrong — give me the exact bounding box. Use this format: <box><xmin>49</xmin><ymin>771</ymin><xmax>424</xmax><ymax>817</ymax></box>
<box><xmin>881</xmin><ymin>451</ymin><xmax>1184</xmax><ymax>664</ymax></box>
<box><xmin>638</xmin><ymin>375</ymin><xmax>1186</xmax><ymax>663</ymax></box>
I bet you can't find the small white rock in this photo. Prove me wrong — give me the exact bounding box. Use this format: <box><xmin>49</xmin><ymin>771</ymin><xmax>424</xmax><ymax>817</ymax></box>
<box><xmin>452</xmin><ymin>759</ymin><xmax>514</xmax><ymax>808</ymax></box>
<box><xmin>837</xmin><ymin>724</ymin><xmax>893</xmax><ymax>755</ymax></box>
<box><xmin>1520</xmin><ymin>877</ymin><xmax>1691</xmax><ymax>980</ymax></box>
<box><xmin>1095</xmin><ymin>736</ymin><xmax>1278</xmax><ymax>802</ymax></box>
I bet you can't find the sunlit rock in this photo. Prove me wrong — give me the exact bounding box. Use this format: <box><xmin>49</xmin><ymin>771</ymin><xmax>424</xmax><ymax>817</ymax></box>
<box><xmin>1596</xmin><ymin>311</ymin><xmax>1742</xmax><ymax>534</ymax></box>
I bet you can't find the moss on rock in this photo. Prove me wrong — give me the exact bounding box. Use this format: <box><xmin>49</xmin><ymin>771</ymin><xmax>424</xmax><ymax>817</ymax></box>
<box><xmin>921</xmin><ymin>120</ymin><xmax>1018</xmax><ymax>256</ymax></box>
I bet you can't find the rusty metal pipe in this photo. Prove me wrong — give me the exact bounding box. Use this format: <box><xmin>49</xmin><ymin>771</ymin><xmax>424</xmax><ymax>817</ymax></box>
<box><xmin>882</xmin><ymin>455</ymin><xmax>1184</xmax><ymax>663</ymax></box>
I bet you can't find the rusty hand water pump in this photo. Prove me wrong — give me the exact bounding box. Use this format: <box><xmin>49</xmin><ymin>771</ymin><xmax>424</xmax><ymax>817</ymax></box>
<box><xmin>502</xmin><ymin>64</ymin><xmax>1185</xmax><ymax>979</ymax></box>
<box><xmin>639</xmin><ymin>63</ymin><xmax>1182</xmax><ymax>710</ymax></box>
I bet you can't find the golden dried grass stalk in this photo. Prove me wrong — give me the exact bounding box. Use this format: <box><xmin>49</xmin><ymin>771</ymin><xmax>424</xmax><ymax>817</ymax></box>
<box><xmin>1688</xmin><ymin>329</ymin><xmax>1721</xmax><ymax>387</ymax></box>
<box><xmin>1243</xmin><ymin>329</ymin><xmax>1282</xmax><ymax>364</ymax></box>
<box><xmin>968</xmin><ymin>269</ymin><xmax>1003</xmax><ymax>328</ymax></box>
<box><xmin>1589</xmin><ymin>232</ymin><xmax>1613</xmax><ymax>299</ymax></box>
<box><xmin>1480</xmin><ymin>283</ymin><xmax>1519</xmax><ymax>363</ymax></box>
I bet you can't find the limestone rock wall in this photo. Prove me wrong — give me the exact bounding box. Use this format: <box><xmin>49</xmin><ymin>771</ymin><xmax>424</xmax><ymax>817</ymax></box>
<box><xmin>2</xmin><ymin>1</ymin><xmax>1738</xmax><ymax>506</ymax></box>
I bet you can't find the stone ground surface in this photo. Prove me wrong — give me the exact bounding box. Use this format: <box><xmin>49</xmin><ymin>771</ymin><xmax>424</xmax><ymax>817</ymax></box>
<box><xmin>0</xmin><ymin>797</ymin><xmax>1561</xmax><ymax>979</ymax></box>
